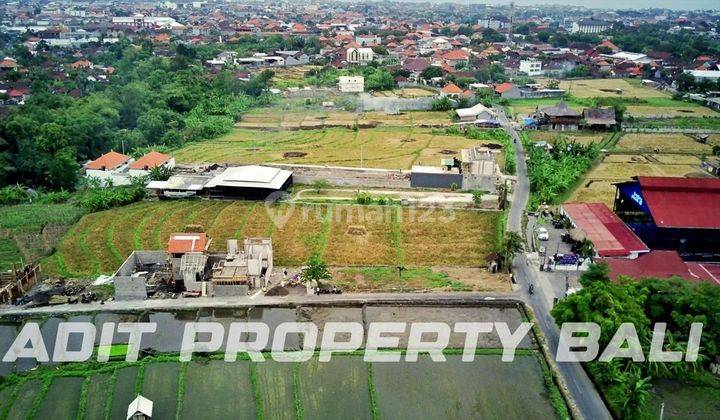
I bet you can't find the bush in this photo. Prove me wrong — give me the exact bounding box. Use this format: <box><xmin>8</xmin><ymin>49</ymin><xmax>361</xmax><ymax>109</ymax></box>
<box><xmin>77</xmin><ymin>185</ymin><xmax>147</xmax><ymax>212</ymax></box>
<box><xmin>0</xmin><ymin>185</ymin><xmax>72</xmax><ymax>205</ymax></box>
<box><xmin>431</xmin><ymin>97</ymin><xmax>453</xmax><ymax>111</ymax></box>
<box><xmin>354</xmin><ymin>192</ymin><xmax>373</xmax><ymax>205</ymax></box>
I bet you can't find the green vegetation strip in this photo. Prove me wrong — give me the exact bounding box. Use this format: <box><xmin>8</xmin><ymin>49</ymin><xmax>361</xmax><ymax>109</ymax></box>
<box><xmin>366</xmin><ymin>363</ymin><xmax>380</xmax><ymax>420</ymax></box>
<box><xmin>292</xmin><ymin>363</ymin><xmax>304</xmax><ymax>420</ymax></box>
<box><xmin>249</xmin><ymin>362</ymin><xmax>265</xmax><ymax>420</ymax></box>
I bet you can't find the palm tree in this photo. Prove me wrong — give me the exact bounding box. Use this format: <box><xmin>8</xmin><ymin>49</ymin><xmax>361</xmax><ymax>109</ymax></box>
<box><xmin>620</xmin><ymin>368</ymin><xmax>652</xmax><ymax>418</ymax></box>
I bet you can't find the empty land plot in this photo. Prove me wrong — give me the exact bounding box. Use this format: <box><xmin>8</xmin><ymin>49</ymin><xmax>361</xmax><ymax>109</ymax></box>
<box><xmin>372</xmin><ymin>355</ymin><xmax>558</xmax><ymax>419</ymax></box>
<box><xmin>49</xmin><ymin>202</ymin><xmax>502</xmax><ymax>277</ymax></box>
<box><xmin>270</xmin><ymin>204</ymin><xmax>326</xmax><ymax>265</ymax></box>
<box><xmin>614</xmin><ymin>133</ymin><xmax>712</xmax><ymax>154</ymax></box>
<box><xmin>323</xmin><ymin>205</ymin><xmax>397</xmax><ymax>265</ymax></box>
<box><xmin>35</xmin><ymin>376</ymin><xmax>83</xmax><ymax>420</ymax></box>
<box><xmin>526</xmin><ymin>131</ymin><xmax>606</xmax><ymax>146</ymax></box>
<box><xmin>400</xmin><ymin>209</ymin><xmax>501</xmax><ymax>266</ymax></box>
<box><xmin>173</xmin><ymin>127</ymin><xmax>482</xmax><ymax>170</ymax></box>
<box><xmin>560</xmin><ymin>78</ymin><xmax>667</xmax><ymax>98</ymax></box>
<box><xmin>626</xmin><ymin>103</ymin><xmax>716</xmax><ymax>117</ymax></box>
<box><xmin>182</xmin><ymin>361</ymin><xmax>256</xmax><ymax>420</ymax></box>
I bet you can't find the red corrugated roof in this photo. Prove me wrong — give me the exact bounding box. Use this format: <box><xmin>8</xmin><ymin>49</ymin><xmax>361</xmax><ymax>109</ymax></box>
<box><xmin>562</xmin><ymin>202</ymin><xmax>649</xmax><ymax>257</ymax></box>
<box><xmin>85</xmin><ymin>151</ymin><xmax>130</xmax><ymax>170</ymax></box>
<box><xmin>129</xmin><ymin>151</ymin><xmax>171</xmax><ymax>170</ymax></box>
<box><xmin>637</xmin><ymin>176</ymin><xmax>720</xmax><ymax>229</ymax></box>
<box><xmin>603</xmin><ymin>250</ymin><xmax>720</xmax><ymax>285</ymax></box>
<box><xmin>167</xmin><ymin>233</ymin><xmax>207</xmax><ymax>254</ymax></box>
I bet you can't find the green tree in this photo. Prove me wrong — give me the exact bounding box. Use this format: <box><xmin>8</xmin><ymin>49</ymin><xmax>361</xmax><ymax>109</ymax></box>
<box><xmin>311</xmin><ymin>179</ymin><xmax>330</xmax><ymax>194</ymax></box>
<box><xmin>420</xmin><ymin>66</ymin><xmax>443</xmax><ymax>80</ymax></box>
<box><xmin>502</xmin><ymin>232</ymin><xmax>524</xmax><ymax>272</ymax></box>
<box><xmin>300</xmin><ymin>255</ymin><xmax>332</xmax><ymax>286</ymax></box>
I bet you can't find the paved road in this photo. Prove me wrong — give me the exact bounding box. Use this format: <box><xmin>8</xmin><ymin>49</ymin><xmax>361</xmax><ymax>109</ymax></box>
<box><xmin>496</xmin><ymin>108</ymin><xmax>611</xmax><ymax>420</ymax></box>
<box><xmin>0</xmin><ymin>292</ymin><xmax>520</xmax><ymax>317</ymax></box>
<box><xmin>495</xmin><ymin>107</ymin><xmax>529</xmax><ymax>233</ymax></box>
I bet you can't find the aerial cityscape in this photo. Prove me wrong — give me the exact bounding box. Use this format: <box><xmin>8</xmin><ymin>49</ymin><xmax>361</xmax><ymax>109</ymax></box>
<box><xmin>0</xmin><ymin>0</ymin><xmax>719</xmax><ymax>419</ymax></box>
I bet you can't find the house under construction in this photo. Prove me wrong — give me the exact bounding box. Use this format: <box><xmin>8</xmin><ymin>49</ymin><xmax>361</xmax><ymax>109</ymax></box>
<box><xmin>113</xmin><ymin>234</ymin><xmax>273</xmax><ymax>300</ymax></box>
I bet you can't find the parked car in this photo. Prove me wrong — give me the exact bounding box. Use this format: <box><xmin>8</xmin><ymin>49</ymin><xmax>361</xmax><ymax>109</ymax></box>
<box><xmin>537</xmin><ymin>227</ymin><xmax>550</xmax><ymax>241</ymax></box>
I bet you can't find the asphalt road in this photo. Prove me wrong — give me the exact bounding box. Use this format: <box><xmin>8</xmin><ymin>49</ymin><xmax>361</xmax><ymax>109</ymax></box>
<box><xmin>496</xmin><ymin>108</ymin><xmax>612</xmax><ymax>420</ymax></box>
<box><xmin>495</xmin><ymin>107</ymin><xmax>529</xmax><ymax>233</ymax></box>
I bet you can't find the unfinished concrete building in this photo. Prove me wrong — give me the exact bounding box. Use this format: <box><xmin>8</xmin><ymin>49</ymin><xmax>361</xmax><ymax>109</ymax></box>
<box><xmin>461</xmin><ymin>147</ymin><xmax>501</xmax><ymax>192</ymax></box>
<box><xmin>111</xmin><ymin>234</ymin><xmax>273</xmax><ymax>300</ymax></box>
<box><xmin>209</xmin><ymin>238</ymin><xmax>273</xmax><ymax>296</ymax></box>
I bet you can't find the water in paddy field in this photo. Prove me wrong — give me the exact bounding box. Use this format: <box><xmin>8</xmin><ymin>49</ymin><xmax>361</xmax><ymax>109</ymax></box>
<box><xmin>0</xmin><ymin>304</ymin><xmax>529</xmax><ymax>375</ymax></box>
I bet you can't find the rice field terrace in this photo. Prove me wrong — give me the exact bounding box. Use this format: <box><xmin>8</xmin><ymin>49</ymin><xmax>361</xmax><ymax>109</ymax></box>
<box><xmin>0</xmin><ymin>353</ymin><xmax>566</xmax><ymax>420</ymax></box>
<box><xmin>0</xmin><ymin>204</ymin><xmax>85</xmax><ymax>271</ymax></box>
<box><xmin>42</xmin><ymin>201</ymin><xmax>503</xmax><ymax>281</ymax></box>
<box><xmin>567</xmin><ymin>132</ymin><xmax>711</xmax><ymax>206</ymax></box>
<box><xmin>172</xmin><ymin>126</ymin><xmax>500</xmax><ymax>170</ymax></box>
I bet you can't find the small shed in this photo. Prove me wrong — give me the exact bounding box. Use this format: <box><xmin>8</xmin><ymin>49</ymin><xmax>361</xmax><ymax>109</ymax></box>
<box><xmin>127</xmin><ymin>395</ymin><xmax>153</xmax><ymax>420</ymax></box>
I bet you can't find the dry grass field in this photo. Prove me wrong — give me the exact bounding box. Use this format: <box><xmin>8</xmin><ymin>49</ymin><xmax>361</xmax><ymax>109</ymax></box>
<box><xmin>43</xmin><ymin>201</ymin><xmax>502</xmax><ymax>278</ymax></box>
<box><xmin>614</xmin><ymin>133</ymin><xmax>713</xmax><ymax>154</ymax></box>
<box><xmin>526</xmin><ymin>131</ymin><xmax>607</xmax><ymax>146</ymax></box>
<box><xmin>173</xmin><ymin>127</ymin><xmax>499</xmax><ymax>170</ymax></box>
<box><xmin>559</xmin><ymin>79</ymin><xmax>668</xmax><ymax>98</ymax></box>
<box><xmin>372</xmin><ymin>88</ymin><xmax>436</xmax><ymax>98</ymax></box>
<box><xmin>625</xmin><ymin>104</ymin><xmax>717</xmax><ymax>118</ymax></box>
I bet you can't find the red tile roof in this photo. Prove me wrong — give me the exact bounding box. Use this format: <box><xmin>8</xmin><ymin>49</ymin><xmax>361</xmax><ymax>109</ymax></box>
<box><xmin>167</xmin><ymin>233</ymin><xmax>207</xmax><ymax>254</ymax></box>
<box><xmin>603</xmin><ymin>250</ymin><xmax>720</xmax><ymax>285</ymax></box>
<box><xmin>441</xmin><ymin>49</ymin><xmax>470</xmax><ymax>60</ymax></box>
<box><xmin>85</xmin><ymin>151</ymin><xmax>130</xmax><ymax>171</ymax></box>
<box><xmin>494</xmin><ymin>82</ymin><xmax>515</xmax><ymax>94</ymax></box>
<box><xmin>562</xmin><ymin>202</ymin><xmax>649</xmax><ymax>257</ymax></box>
<box><xmin>130</xmin><ymin>151</ymin><xmax>171</xmax><ymax>170</ymax></box>
<box><xmin>441</xmin><ymin>83</ymin><xmax>463</xmax><ymax>94</ymax></box>
<box><xmin>636</xmin><ymin>176</ymin><xmax>720</xmax><ymax>229</ymax></box>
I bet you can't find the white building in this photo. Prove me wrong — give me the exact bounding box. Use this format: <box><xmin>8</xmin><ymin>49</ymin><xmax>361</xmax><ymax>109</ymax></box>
<box><xmin>455</xmin><ymin>103</ymin><xmax>496</xmax><ymax>122</ymax></box>
<box><xmin>519</xmin><ymin>60</ymin><xmax>543</xmax><ymax>77</ymax></box>
<box><xmin>346</xmin><ymin>47</ymin><xmax>374</xmax><ymax>65</ymax></box>
<box><xmin>338</xmin><ymin>76</ymin><xmax>364</xmax><ymax>93</ymax></box>
<box><xmin>84</xmin><ymin>151</ymin><xmax>133</xmax><ymax>186</ymax></box>
<box><xmin>571</xmin><ymin>20</ymin><xmax>611</xmax><ymax>34</ymax></box>
<box><xmin>684</xmin><ymin>70</ymin><xmax>720</xmax><ymax>82</ymax></box>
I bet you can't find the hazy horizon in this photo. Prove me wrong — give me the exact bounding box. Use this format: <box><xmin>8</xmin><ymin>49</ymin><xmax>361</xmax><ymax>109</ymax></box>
<box><xmin>390</xmin><ymin>0</ymin><xmax>720</xmax><ymax>11</ymax></box>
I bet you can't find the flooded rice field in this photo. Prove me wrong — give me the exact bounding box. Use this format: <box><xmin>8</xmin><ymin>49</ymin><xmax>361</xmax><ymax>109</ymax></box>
<box><xmin>0</xmin><ymin>303</ymin><xmax>567</xmax><ymax>419</ymax></box>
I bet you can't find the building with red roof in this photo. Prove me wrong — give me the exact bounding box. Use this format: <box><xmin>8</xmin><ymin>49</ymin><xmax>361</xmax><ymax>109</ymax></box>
<box><xmin>614</xmin><ymin>176</ymin><xmax>720</xmax><ymax>260</ymax></box>
<box><xmin>494</xmin><ymin>82</ymin><xmax>521</xmax><ymax>99</ymax></box>
<box><xmin>440</xmin><ymin>83</ymin><xmax>463</xmax><ymax>97</ymax></box>
<box><xmin>561</xmin><ymin>202</ymin><xmax>649</xmax><ymax>258</ymax></box>
<box><xmin>84</xmin><ymin>151</ymin><xmax>130</xmax><ymax>171</ymax></box>
<box><xmin>602</xmin><ymin>250</ymin><xmax>720</xmax><ymax>285</ymax></box>
<box><xmin>129</xmin><ymin>151</ymin><xmax>175</xmax><ymax>176</ymax></box>
<box><xmin>167</xmin><ymin>233</ymin><xmax>208</xmax><ymax>255</ymax></box>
